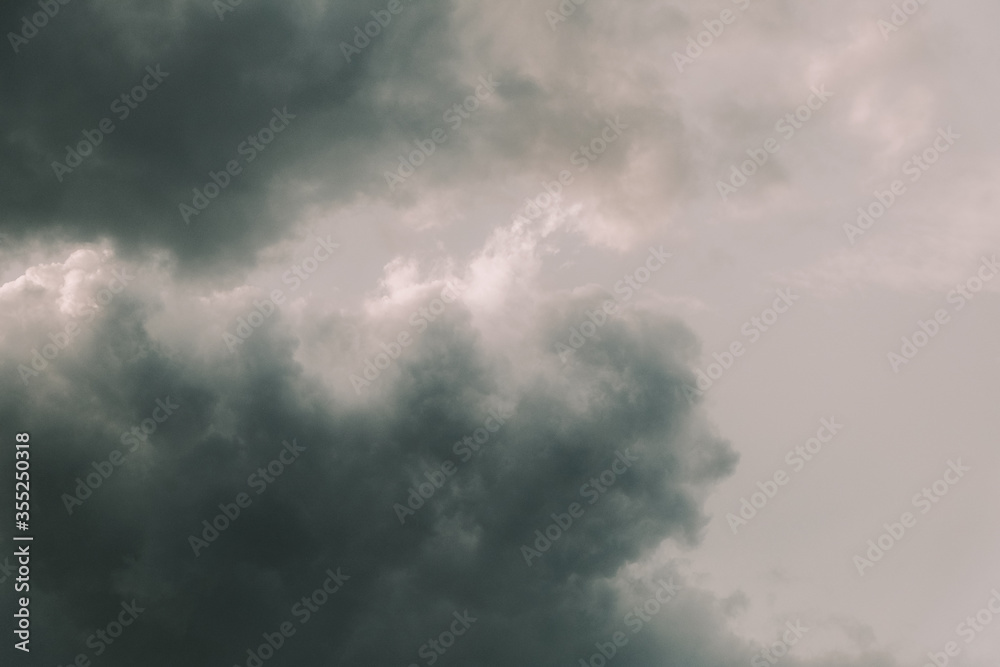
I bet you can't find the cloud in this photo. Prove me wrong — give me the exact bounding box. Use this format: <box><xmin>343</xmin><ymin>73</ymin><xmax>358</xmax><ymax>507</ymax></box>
<box><xmin>6</xmin><ymin>0</ymin><xmax>992</xmax><ymax>664</ymax></box>
<box><xmin>0</xmin><ymin>229</ymin><xmax>750</xmax><ymax>665</ymax></box>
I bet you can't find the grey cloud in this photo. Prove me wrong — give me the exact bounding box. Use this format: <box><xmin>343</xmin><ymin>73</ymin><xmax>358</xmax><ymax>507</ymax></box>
<box><xmin>0</xmin><ymin>260</ymin><xmax>744</xmax><ymax>666</ymax></box>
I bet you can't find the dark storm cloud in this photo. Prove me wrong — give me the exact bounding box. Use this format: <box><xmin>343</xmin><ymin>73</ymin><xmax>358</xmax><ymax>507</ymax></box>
<box><xmin>0</xmin><ymin>267</ymin><xmax>745</xmax><ymax>666</ymax></box>
<box><xmin>1</xmin><ymin>0</ymin><xmax>690</xmax><ymax>274</ymax></box>
<box><xmin>0</xmin><ymin>0</ymin><xmax>471</xmax><ymax>272</ymax></box>
<box><xmin>0</xmin><ymin>0</ymin><xmax>941</xmax><ymax>664</ymax></box>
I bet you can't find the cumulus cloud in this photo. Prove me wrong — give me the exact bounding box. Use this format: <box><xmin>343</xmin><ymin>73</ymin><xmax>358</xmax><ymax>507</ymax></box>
<box><xmin>5</xmin><ymin>0</ymin><xmax>993</xmax><ymax>664</ymax></box>
<box><xmin>0</xmin><ymin>230</ymin><xmax>746</xmax><ymax>666</ymax></box>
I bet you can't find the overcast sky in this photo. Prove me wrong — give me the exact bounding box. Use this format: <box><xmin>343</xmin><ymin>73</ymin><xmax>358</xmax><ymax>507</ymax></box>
<box><xmin>1</xmin><ymin>0</ymin><xmax>998</xmax><ymax>666</ymax></box>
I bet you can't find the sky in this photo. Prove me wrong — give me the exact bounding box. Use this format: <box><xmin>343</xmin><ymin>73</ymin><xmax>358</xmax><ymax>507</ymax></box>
<box><xmin>1</xmin><ymin>0</ymin><xmax>998</xmax><ymax>666</ymax></box>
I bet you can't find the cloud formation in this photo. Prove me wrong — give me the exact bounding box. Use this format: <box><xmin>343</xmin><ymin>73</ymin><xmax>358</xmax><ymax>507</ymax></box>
<box><xmin>5</xmin><ymin>0</ymin><xmax>994</xmax><ymax>664</ymax></box>
<box><xmin>0</xmin><ymin>232</ymin><xmax>748</xmax><ymax>666</ymax></box>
